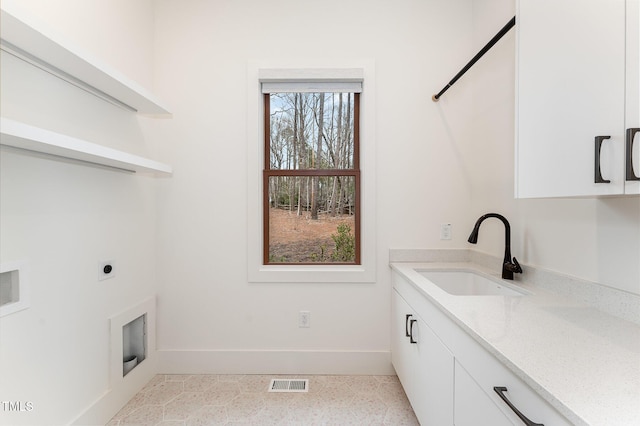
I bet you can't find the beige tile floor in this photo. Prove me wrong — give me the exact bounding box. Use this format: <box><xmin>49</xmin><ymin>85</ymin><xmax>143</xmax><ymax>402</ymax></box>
<box><xmin>107</xmin><ymin>374</ymin><xmax>419</xmax><ymax>425</ymax></box>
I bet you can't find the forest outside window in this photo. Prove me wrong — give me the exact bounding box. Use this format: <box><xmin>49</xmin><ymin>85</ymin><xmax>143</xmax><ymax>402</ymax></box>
<box><xmin>263</xmin><ymin>91</ymin><xmax>361</xmax><ymax>265</ymax></box>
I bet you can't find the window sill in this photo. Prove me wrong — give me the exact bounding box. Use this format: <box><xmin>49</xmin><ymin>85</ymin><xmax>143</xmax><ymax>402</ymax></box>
<box><xmin>248</xmin><ymin>264</ymin><xmax>374</xmax><ymax>283</ymax></box>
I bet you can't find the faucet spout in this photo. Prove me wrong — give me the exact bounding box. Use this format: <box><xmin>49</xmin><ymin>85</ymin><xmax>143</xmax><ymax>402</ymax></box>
<box><xmin>467</xmin><ymin>213</ymin><xmax>523</xmax><ymax>280</ymax></box>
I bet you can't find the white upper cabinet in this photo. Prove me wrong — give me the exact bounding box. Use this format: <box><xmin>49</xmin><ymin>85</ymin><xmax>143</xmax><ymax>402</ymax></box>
<box><xmin>627</xmin><ymin>0</ymin><xmax>640</xmax><ymax>194</ymax></box>
<box><xmin>516</xmin><ymin>0</ymin><xmax>639</xmax><ymax>198</ymax></box>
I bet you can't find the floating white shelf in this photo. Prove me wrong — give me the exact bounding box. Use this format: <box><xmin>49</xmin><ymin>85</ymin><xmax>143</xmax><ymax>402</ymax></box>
<box><xmin>0</xmin><ymin>118</ymin><xmax>172</xmax><ymax>176</ymax></box>
<box><xmin>0</xmin><ymin>6</ymin><xmax>171</xmax><ymax>116</ymax></box>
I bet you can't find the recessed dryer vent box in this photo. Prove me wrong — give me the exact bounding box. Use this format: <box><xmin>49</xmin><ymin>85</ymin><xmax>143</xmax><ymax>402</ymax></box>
<box><xmin>109</xmin><ymin>297</ymin><xmax>156</xmax><ymax>386</ymax></box>
<box><xmin>122</xmin><ymin>314</ymin><xmax>147</xmax><ymax>376</ymax></box>
<box><xmin>0</xmin><ymin>261</ymin><xmax>29</xmax><ymax>317</ymax></box>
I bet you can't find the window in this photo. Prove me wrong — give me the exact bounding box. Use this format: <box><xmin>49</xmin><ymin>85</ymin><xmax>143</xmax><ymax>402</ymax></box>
<box><xmin>263</xmin><ymin>91</ymin><xmax>360</xmax><ymax>265</ymax></box>
<box><xmin>248</xmin><ymin>65</ymin><xmax>375</xmax><ymax>283</ymax></box>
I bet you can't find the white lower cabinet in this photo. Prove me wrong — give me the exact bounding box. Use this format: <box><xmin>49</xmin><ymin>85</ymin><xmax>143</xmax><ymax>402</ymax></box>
<box><xmin>392</xmin><ymin>289</ymin><xmax>454</xmax><ymax>425</ymax></box>
<box><xmin>392</xmin><ymin>272</ymin><xmax>571</xmax><ymax>426</ymax></box>
<box><xmin>454</xmin><ymin>361</ymin><xmax>512</xmax><ymax>426</ymax></box>
<box><xmin>453</xmin><ymin>326</ymin><xmax>573</xmax><ymax>426</ymax></box>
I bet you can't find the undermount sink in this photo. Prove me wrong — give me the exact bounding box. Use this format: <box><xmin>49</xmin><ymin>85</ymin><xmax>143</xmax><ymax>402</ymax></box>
<box><xmin>417</xmin><ymin>270</ymin><xmax>528</xmax><ymax>296</ymax></box>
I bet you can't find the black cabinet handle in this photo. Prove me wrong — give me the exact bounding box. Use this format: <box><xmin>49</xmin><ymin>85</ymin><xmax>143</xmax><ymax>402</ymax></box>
<box><xmin>595</xmin><ymin>135</ymin><xmax>611</xmax><ymax>183</ymax></box>
<box><xmin>493</xmin><ymin>387</ymin><xmax>544</xmax><ymax>426</ymax></box>
<box><xmin>405</xmin><ymin>314</ymin><xmax>412</xmax><ymax>337</ymax></box>
<box><xmin>626</xmin><ymin>128</ymin><xmax>640</xmax><ymax>181</ymax></box>
<box><xmin>409</xmin><ymin>319</ymin><xmax>418</xmax><ymax>344</ymax></box>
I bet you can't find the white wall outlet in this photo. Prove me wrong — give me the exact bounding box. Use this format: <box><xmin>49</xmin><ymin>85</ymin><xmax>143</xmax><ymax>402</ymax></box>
<box><xmin>298</xmin><ymin>311</ymin><xmax>310</xmax><ymax>328</ymax></box>
<box><xmin>440</xmin><ymin>223</ymin><xmax>452</xmax><ymax>240</ymax></box>
<box><xmin>98</xmin><ymin>260</ymin><xmax>116</xmax><ymax>281</ymax></box>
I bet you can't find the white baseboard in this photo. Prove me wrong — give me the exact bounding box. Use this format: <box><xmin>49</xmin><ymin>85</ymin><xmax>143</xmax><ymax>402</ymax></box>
<box><xmin>70</xmin><ymin>355</ymin><xmax>157</xmax><ymax>425</ymax></box>
<box><xmin>158</xmin><ymin>349</ymin><xmax>394</xmax><ymax>375</ymax></box>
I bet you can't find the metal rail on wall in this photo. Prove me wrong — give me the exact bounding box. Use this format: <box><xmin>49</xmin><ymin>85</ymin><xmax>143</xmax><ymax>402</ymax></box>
<box><xmin>432</xmin><ymin>16</ymin><xmax>516</xmax><ymax>102</ymax></box>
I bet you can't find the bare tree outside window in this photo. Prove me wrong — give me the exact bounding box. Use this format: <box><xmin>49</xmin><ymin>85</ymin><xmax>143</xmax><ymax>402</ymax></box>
<box><xmin>263</xmin><ymin>92</ymin><xmax>360</xmax><ymax>264</ymax></box>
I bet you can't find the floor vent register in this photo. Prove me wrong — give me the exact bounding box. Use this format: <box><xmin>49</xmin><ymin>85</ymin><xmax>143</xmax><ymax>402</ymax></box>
<box><xmin>268</xmin><ymin>378</ymin><xmax>309</xmax><ymax>392</ymax></box>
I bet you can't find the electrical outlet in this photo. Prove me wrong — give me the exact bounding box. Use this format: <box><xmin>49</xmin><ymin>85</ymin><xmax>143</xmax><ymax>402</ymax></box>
<box><xmin>98</xmin><ymin>260</ymin><xmax>116</xmax><ymax>281</ymax></box>
<box><xmin>440</xmin><ymin>223</ymin><xmax>452</xmax><ymax>240</ymax></box>
<box><xmin>298</xmin><ymin>311</ymin><xmax>310</xmax><ymax>328</ymax></box>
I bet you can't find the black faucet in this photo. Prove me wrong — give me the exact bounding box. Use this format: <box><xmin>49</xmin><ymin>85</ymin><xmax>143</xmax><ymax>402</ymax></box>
<box><xmin>468</xmin><ymin>213</ymin><xmax>523</xmax><ymax>280</ymax></box>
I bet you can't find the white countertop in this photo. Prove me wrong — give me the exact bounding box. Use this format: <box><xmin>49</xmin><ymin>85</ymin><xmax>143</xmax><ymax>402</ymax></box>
<box><xmin>390</xmin><ymin>261</ymin><xmax>640</xmax><ymax>426</ymax></box>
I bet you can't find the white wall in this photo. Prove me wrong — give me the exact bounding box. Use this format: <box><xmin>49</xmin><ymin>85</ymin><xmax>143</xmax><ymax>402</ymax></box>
<box><xmin>468</xmin><ymin>0</ymin><xmax>640</xmax><ymax>295</ymax></box>
<box><xmin>150</xmin><ymin>0</ymin><xmax>475</xmax><ymax>372</ymax></box>
<box><xmin>0</xmin><ymin>1</ymin><xmax>159</xmax><ymax>425</ymax></box>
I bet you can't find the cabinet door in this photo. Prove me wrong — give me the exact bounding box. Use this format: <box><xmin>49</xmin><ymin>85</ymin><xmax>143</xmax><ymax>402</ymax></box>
<box><xmin>626</xmin><ymin>0</ymin><xmax>640</xmax><ymax>194</ymax></box>
<box><xmin>392</xmin><ymin>290</ymin><xmax>454</xmax><ymax>425</ymax></box>
<box><xmin>411</xmin><ymin>314</ymin><xmax>454</xmax><ymax>425</ymax></box>
<box><xmin>391</xmin><ymin>289</ymin><xmax>414</xmax><ymax>397</ymax></box>
<box><xmin>516</xmin><ymin>0</ymin><xmax>626</xmax><ymax>198</ymax></box>
<box><xmin>454</xmin><ymin>333</ymin><xmax>573</xmax><ymax>426</ymax></box>
<box><xmin>454</xmin><ymin>361</ymin><xmax>513</xmax><ymax>426</ymax></box>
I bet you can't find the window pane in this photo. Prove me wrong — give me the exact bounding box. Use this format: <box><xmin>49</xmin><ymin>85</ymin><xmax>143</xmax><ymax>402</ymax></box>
<box><xmin>268</xmin><ymin>176</ymin><xmax>356</xmax><ymax>263</ymax></box>
<box><xmin>269</xmin><ymin>93</ymin><xmax>355</xmax><ymax>170</ymax></box>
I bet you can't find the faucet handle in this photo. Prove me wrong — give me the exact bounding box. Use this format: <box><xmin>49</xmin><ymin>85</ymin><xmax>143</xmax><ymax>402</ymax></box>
<box><xmin>501</xmin><ymin>257</ymin><xmax>522</xmax><ymax>280</ymax></box>
<box><xmin>511</xmin><ymin>257</ymin><xmax>523</xmax><ymax>273</ymax></box>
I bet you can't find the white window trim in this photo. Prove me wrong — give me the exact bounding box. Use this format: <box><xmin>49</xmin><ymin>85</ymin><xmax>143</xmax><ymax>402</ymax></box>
<box><xmin>247</xmin><ymin>60</ymin><xmax>376</xmax><ymax>283</ymax></box>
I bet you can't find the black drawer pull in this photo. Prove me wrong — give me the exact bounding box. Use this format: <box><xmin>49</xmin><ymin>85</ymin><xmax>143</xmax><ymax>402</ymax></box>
<box><xmin>405</xmin><ymin>314</ymin><xmax>412</xmax><ymax>337</ymax></box>
<box><xmin>409</xmin><ymin>319</ymin><xmax>418</xmax><ymax>344</ymax></box>
<box><xmin>594</xmin><ymin>135</ymin><xmax>611</xmax><ymax>183</ymax></box>
<box><xmin>626</xmin><ymin>128</ymin><xmax>640</xmax><ymax>181</ymax></box>
<box><xmin>493</xmin><ymin>387</ymin><xmax>544</xmax><ymax>426</ymax></box>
